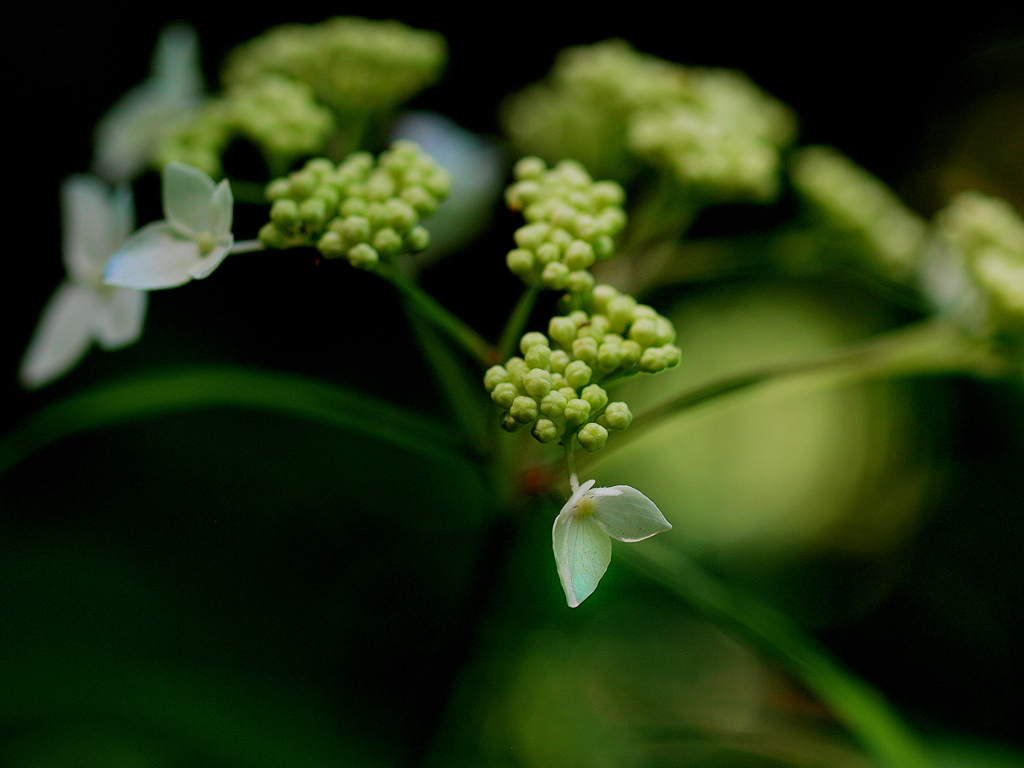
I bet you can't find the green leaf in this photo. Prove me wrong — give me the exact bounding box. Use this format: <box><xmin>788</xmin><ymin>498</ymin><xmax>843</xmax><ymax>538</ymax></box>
<box><xmin>619</xmin><ymin>539</ymin><xmax>936</xmax><ymax>768</ymax></box>
<box><xmin>0</xmin><ymin>365</ymin><xmax>475</xmax><ymax>474</ymax></box>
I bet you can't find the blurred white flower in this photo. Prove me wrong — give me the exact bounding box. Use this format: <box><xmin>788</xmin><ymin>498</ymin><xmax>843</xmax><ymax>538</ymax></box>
<box><xmin>104</xmin><ymin>162</ymin><xmax>233</xmax><ymax>290</ymax></box>
<box><xmin>94</xmin><ymin>24</ymin><xmax>204</xmax><ymax>184</ymax></box>
<box><xmin>20</xmin><ymin>178</ymin><xmax>147</xmax><ymax>388</ymax></box>
<box><xmin>553</xmin><ymin>479</ymin><xmax>672</xmax><ymax>607</ymax></box>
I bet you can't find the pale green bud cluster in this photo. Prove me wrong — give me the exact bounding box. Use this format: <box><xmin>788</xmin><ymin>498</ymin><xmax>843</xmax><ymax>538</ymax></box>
<box><xmin>221</xmin><ymin>17</ymin><xmax>446</xmax><ymax>115</ymax></box>
<box><xmin>928</xmin><ymin>191</ymin><xmax>1024</xmax><ymax>335</ymax></box>
<box><xmin>483</xmin><ymin>284</ymin><xmax>680</xmax><ymax>450</ymax></box>
<box><xmin>258</xmin><ymin>140</ymin><xmax>450</xmax><ymax>268</ymax></box>
<box><xmin>501</xmin><ymin>39</ymin><xmax>795</xmax><ymax>200</ymax></box>
<box><xmin>153</xmin><ymin>78</ymin><xmax>335</xmax><ymax>178</ymax></box>
<box><xmin>627</xmin><ymin>69</ymin><xmax>797</xmax><ymax>202</ymax></box>
<box><xmin>789</xmin><ymin>146</ymin><xmax>927</xmax><ymax>280</ymax></box>
<box><xmin>504</xmin><ymin>157</ymin><xmax>627</xmax><ymax>293</ymax></box>
<box><xmin>501</xmin><ymin>40</ymin><xmax>689</xmax><ymax>181</ymax></box>
<box><xmin>152</xmin><ymin>104</ymin><xmax>234</xmax><ymax>178</ymax></box>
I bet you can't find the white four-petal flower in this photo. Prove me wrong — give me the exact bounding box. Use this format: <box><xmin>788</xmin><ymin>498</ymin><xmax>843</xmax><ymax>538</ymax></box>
<box><xmin>104</xmin><ymin>162</ymin><xmax>234</xmax><ymax>290</ymax></box>
<box><xmin>20</xmin><ymin>178</ymin><xmax>148</xmax><ymax>388</ymax></box>
<box><xmin>553</xmin><ymin>479</ymin><xmax>672</xmax><ymax>607</ymax></box>
<box><xmin>93</xmin><ymin>24</ymin><xmax>204</xmax><ymax>184</ymax></box>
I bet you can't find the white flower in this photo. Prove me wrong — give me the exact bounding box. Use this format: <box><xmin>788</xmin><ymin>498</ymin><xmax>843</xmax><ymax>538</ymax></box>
<box><xmin>20</xmin><ymin>178</ymin><xmax>147</xmax><ymax>388</ymax></box>
<box><xmin>94</xmin><ymin>24</ymin><xmax>204</xmax><ymax>184</ymax></box>
<box><xmin>552</xmin><ymin>479</ymin><xmax>672</xmax><ymax>607</ymax></box>
<box><xmin>104</xmin><ymin>162</ymin><xmax>234</xmax><ymax>290</ymax></box>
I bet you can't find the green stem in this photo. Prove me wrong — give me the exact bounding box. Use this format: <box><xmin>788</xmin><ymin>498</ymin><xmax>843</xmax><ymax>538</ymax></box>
<box><xmin>496</xmin><ymin>285</ymin><xmax>542</xmax><ymax>362</ymax></box>
<box><xmin>562</xmin><ymin>432</ymin><xmax>579</xmax><ymax>489</ymax></box>
<box><xmin>228</xmin><ymin>239</ymin><xmax>266</xmax><ymax>255</ymax></box>
<box><xmin>618</xmin><ymin>540</ymin><xmax>935</xmax><ymax>768</ymax></box>
<box><xmin>0</xmin><ymin>366</ymin><xmax>476</xmax><ymax>475</ymax></box>
<box><xmin>595</xmin><ymin>318</ymin><xmax>1007</xmax><ymax>461</ymax></box>
<box><xmin>374</xmin><ymin>263</ymin><xmax>496</xmax><ymax>366</ymax></box>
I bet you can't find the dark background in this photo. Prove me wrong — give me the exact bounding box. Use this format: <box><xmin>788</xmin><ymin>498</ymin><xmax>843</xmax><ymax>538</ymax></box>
<box><xmin>2</xmin><ymin>3</ymin><xmax>1023</xmax><ymax>765</ymax></box>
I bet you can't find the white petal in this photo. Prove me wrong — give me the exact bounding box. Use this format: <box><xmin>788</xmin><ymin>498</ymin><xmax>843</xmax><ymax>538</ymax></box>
<box><xmin>92</xmin><ymin>25</ymin><xmax>202</xmax><ymax>184</ymax></box>
<box><xmin>558</xmin><ymin>478</ymin><xmax>597</xmax><ymax>519</ymax></box>
<box><xmin>62</xmin><ymin>176</ymin><xmax>117</xmax><ymax>281</ymax></box>
<box><xmin>163</xmin><ymin>162</ymin><xmax>219</xmax><ymax>238</ymax></box>
<box><xmin>186</xmin><ymin>238</ymin><xmax>233</xmax><ymax>280</ymax></box>
<box><xmin>104</xmin><ymin>221</ymin><xmax>202</xmax><ymax>289</ymax></box>
<box><xmin>553</xmin><ymin>503</ymin><xmax>611</xmax><ymax>608</ymax></box>
<box><xmin>95</xmin><ymin>288</ymin><xmax>148</xmax><ymax>349</ymax></box>
<box><xmin>19</xmin><ymin>283</ymin><xmax>99</xmax><ymax>388</ymax></box>
<box><xmin>209</xmin><ymin>180</ymin><xmax>234</xmax><ymax>240</ymax></box>
<box><xmin>592</xmin><ymin>485</ymin><xmax>673</xmax><ymax>543</ymax></box>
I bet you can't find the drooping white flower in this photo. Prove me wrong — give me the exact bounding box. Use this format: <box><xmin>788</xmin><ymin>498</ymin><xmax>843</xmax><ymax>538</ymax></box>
<box><xmin>552</xmin><ymin>479</ymin><xmax>672</xmax><ymax>607</ymax></box>
<box><xmin>94</xmin><ymin>24</ymin><xmax>204</xmax><ymax>184</ymax></box>
<box><xmin>20</xmin><ymin>178</ymin><xmax>147</xmax><ymax>388</ymax></box>
<box><xmin>104</xmin><ymin>162</ymin><xmax>234</xmax><ymax>290</ymax></box>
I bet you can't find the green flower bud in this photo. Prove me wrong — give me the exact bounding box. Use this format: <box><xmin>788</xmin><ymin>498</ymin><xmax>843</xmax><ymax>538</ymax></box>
<box><xmin>491</xmin><ymin>381</ymin><xmax>519</xmax><ymax>409</ymax></box>
<box><xmin>577</xmin><ymin>422</ymin><xmax>609</xmax><ymax>452</ymax></box>
<box><xmin>306</xmin><ymin>158</ymin><xmax>335</xmax><ymax>176</ymax></box>
<box><xmin>547</xmin><ymin>227</ymin><xmax>574</xmax><ymax>250</ymax></box>
<box><xmin>551</xmin><ymin>373</ymin><xmax>568</xmax><ymax>390</ymax></box>
<box><xmin>564</xmin><ymin>398</ymin><xmax>592</xmax><ymax>426</ymax></box>
<box><xmin>550</xmin><ymin>204</ymin><xmax>577</xmax><ymax>229</ymax></box>
<box><xmin>524</xmin><ymin>368</ymin><xmax>552</xmax><ymax>398</ymax></box>
<box><xmin>524</xmin><ymin>344</ymin><xmax>552</xmax><ymax>370</ymax></box>
<box><xmin>567</xmin><ymin>269</ymin><xmax>595</xmax><ymax>294</ymax></box>
<box><xmin>511</xmin><ymin>395</ymin><xmax>540</xmax><ymax>423</ymax></box>
<box><xmin>590</xmin><ymin>181</ymin><xmax>625</xmax><ymax>208</ymax></box>
<box><xmin>340</xmin><ymin>197</ymin><xmax>367</xmax><ymax>216</ymax></box>
<box><xmin>558</xmin><ymin>386</ymin><xmax>578</xmax><ymax>400</ymax></box>
<box><xmin>580</xmin><ymin>384</ymin><xmax>608</xmax><ymax>411</ymax></box>
<box><xmin>548</xmin><ymin>316</ymin><xmax>578</xmax><ymax>348</ymax></box>
<box><xmin>597</xmin><ymin>341</ymin><xmax>624</xmax><ymax>371</ymax></box>
<box><xmin>515</xmin><ymin>223</ymin><xmax>551</xmax><ymax>250</ymax></box>
<box><xmin>266</xmin><ymin>178</ymin><xmax>292</xmax><ymax>201</ymax></box>
<box><xmin>573</xmin><ymin>215</ymin><xmax>601</xmax><ymax>241</ymax></box>
<box><xmin>365</xmin><ymin>202</ymin><xmax>388</xmax><ymax>229</ymax></box>
<box><xmin>542</xmin><ymin>261</ymin><xmax>570</xmax><ymax>289</ymax></box>
<box><xmin>564</xmin><ymin>240</ymin><xmax>596</xmax><ymax>270</ymax></box>
<box><xmin>532</xmin><ymin>418</ymin><xmax>563</xmax><ymax>444</ymax></box>
<box><xmin>384</xmin><ymin>198</ymin><xmax>419</xmax><ymax>231</ymax></box>
<box><xmin>271</xmin><ymin>199</ymin><xmax>300</xmax><ymax>230</ymax></box>
<box><xmin>484</xmin><ymin>365</ymin><xmax>509</xmax><ymax>392</ymax></box>
<box><xmin>313</xmin><ymin>185</ymin><xmax>340</xmax><ymax>212</ymax></box>
<box><xmin>593</xmin><ymin>234</ymin><xmax>615</xmax><ymax>259</ymax></box>
<box><xmin>520</xmin><ymin>331</ymin><xmax>550</xmax><ymax>353</ymax></box>
<box><xmin>506</xmin><ymin>180</ymin><xmax>542</xmax><ymax>209</ymax></box>
<box><xmin>598</xmin><ymin>401</ymin><xmax>632</xmax><ymax>430</ymax></box>
<box><xmin>299</xmin><ymin>197</ymin><xmax>328</xmax><ymax>229</ymax></box>
<box><xmin>317</xmin><ymin>230</ymin><xmax>346</xmax><ymax>257</ymax></box>
<box><xmin>372</xmin><ymin>227</ymin><xmax>403</xmax><ymax>256</ymax></box>
<box><xmin>607</xmin><ymin>295</ymin><xmax>638</xmax><ymax>333</ymax></box>
<box><xmin>549</xmin><ymin>349</ymin><xmax>571</xmax><ymax>373</ymax></box>
<box><xmin>341</xmin><ymin>215</ymin><xmax>372</xmax><ymax>243</ymax></box>
<box><xmin>289</xmin><ymin>170</ymin><xmax>318</xmax><ymax>198</ymax></box>
<box><xmin>535</xmin><ymin>242</ymin><xmax>561</xmax><ymax>265</ymax></box>
<box><xmin>572</xmin><ymin>336</ymin><xmax>599</xmax><ymax>365</ymax></box>
<box><xmin>639</xmin><ymin>346</ymin><xmax>668</xmax><ymax>372</ymax></box>
<box><xmin>405</xmin><ymin>225</ymin><xmax>430</xmax><ymax>251</ymax></box>
<box><xmin>514</xmin><ymin>156</ymin><xmax>547</xmax><ymax>180</ymax></box>
<box><xmin>425</xmin><ymin>168</ymin><xmax>453</xmax><ymax>198</ymax></box>
<box><xmin>655</xmin><ymin>317</ymin><xmax>676</xmax><ymax>345</ymax></box>
<box><xmin>347</xmin><ymin>243</ymin><xmax>379</xmax><ymax>269</ymax></box>
<box><xmin>505</xmin><ymin>356</ymin><xmax>528</xmax><ymax>375</ymax></box>
<box><xmin>564</xmin><ymin>360</ymin><xmax>592</xmax><ymax>389</ymax></box>
<box><xmin>633</xmin><ymin>304</ymin><xmax>658</xmax><ymax>320</ymax></box>
<box><xmin>540</xmin><ymin>390</ymin><xmax>568</xmax><ymax>417</ymax></box>
<box><xmin>629</xmin><ymin>317</ymin><xmax>659</xmax><ymax>347</ymax></box>
<box><xmin>365</xmin><ymin>170</ymin><xmax>396</xmax><ymax>202</ymax></box>
<box><xmin>401</xmin><ymin>185</ymin><xmax>438</xmax><ymax>215</ymax></box>
<box><xmin>619</xmin><ymin>339</ymin><xmax>642</xmax><ymax>367</ymax></box>
<box><xmin>507</xmin><ymin>248</ymin><xmax>535</xmax><ymax>276</ymax></box>
<box><xmin>258</xmin><ymin>222</ymin><xmax>287</xmax><ymax>249</ymax></box>
<box><xmin>501</xmin><ymin>412</ymin><xmax>526</xmax><ymax>432</ymax></box>
<box><xmin>568</xmin><ymin>310</ymin><xmax>590</xmax><ymax>326</ymax></box>
<box><xmin>596</xmin><ymin>208</ymin><xmax>627</xmax><ymax>236</ymax></box>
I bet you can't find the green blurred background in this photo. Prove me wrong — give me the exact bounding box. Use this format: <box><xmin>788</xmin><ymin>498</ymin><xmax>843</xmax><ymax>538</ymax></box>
<box><xmin>3</xmin><ymin>5</ymin><xmax>1023</xmax><ymax>766</ymax></box>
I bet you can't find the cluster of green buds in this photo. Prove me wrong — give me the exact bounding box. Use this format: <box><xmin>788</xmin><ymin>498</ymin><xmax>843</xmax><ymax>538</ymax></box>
<box><xmin>789</xmin><ymin>146</ymin><xmax>927</xmax><ymax>281</ymax></box>
<box><xmin>922</xmin><ymin>191</ymin><xmax>1024</xmax><ymax>339</ymax></box>
<box><xmin>258</xmin><ymin>140</ymin><xmax>450</xmax><ymax>268</ymax></box>
<box><xmin>501</xmin><ymin>40</ymin><xmax>796</xmax><ymax>202</ymax></box>
<box><xmin>504</xmin><ymin>157</ymin><xmax>627</xmax><ymax>293</ymax></box>
<box><xmin>221</xmin><ymin>17</ymin><xmax>446</xmax><ymax>115</ymax></box>
<box><xmin>484</xmin><ymin>284</ymin><xmax>680</xmax><ymax>451</ymax></box>
<box><xmin>501</xmin><ymin>40</ymin><xmax>689</xmax><ymax>181</ymax></box>
<box><xmin>627</xmin><ymin>69</ymin><xmax>797</xmax><ymax>202</ymax></box>
<box><xmin>153</xmin><ymin>77</ymin><xmax>335</xmax><ymax>178</ymax></box>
